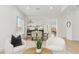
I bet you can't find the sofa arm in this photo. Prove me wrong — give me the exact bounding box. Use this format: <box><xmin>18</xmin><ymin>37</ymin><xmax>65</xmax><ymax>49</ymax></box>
<box><xmin>13</xmin><ymin>45</ymin><xmax>26</xmax><ymax>54</ymax></box>
<box><xmin>4</xmin><ymin>40</ymin><xmax>14</xmax><ymax>54</ymax></box>
<box><xmin>22</xmin><ymin>39</ymin><xmax>26</xmax><ymax>45</ymax></box>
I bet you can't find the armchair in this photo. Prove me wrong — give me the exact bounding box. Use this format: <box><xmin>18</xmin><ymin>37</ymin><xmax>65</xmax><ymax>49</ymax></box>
<box><xmin>46</xmin><ymin>37</ymin><xmax>66</xmax><ymax>53</ymax></box>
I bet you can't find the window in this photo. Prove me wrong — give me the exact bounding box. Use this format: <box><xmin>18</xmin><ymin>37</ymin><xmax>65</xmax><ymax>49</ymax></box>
<box><xmin>16</xmin><ymin>16</ymin><xmax>24</xmax><ymax>35</ymax></box>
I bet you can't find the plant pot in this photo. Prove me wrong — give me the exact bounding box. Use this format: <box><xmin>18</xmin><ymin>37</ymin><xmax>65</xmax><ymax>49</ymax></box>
<box><xmin>36</xmin><ymin>48</ymin><xmax>42</xmax><ymax>53</ymax></box>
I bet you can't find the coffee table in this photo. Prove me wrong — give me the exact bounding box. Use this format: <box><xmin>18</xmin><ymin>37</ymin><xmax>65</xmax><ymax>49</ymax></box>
<box><xmin>23</xmin><ymin>47</ymin><xmax>53</xmax><ymax>54</ymax></box>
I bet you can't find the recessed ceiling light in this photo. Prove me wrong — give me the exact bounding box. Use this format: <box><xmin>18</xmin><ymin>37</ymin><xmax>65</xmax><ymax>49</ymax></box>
<box><xmin>26</xmin><ymin>6</ymin><xmax>30</xmax><ymax>9</ymax></box>
<box><xmin>49</xmin><ymin>6</ymin><xmax>53</xmax><ymax>10</ymax></box>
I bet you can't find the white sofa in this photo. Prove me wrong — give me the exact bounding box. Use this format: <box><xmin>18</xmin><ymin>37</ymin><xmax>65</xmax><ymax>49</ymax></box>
<box><xmin>4</xmin><ymin>36</ymin><xmax>46</xmax><ymax>54</ymax></box>
<box><xmin>4</xmin><ymin>38</ymin><xmax>27</xmax><ymax>54</ymax></box>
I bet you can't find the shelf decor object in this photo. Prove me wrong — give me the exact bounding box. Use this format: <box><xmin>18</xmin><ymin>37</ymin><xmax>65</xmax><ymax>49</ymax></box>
<box><xmin>66</xmin><ymin>21</ymin><xmax>71</xmax><ymax>28</ymax></box>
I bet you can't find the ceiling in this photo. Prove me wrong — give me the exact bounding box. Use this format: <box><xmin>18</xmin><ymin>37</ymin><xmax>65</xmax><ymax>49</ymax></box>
<box><xmin>16</xmin><ymin>5</ymin><xmax>79</xmax><ymax>20</ymax></box>
<box><xmin>16</xmin><ymin>5</ymin><xmax>69</xmax><ymax>17</ymax></box>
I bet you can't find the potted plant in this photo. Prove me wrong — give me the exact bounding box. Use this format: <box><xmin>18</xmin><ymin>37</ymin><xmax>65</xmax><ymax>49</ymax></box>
<box><xmin>36</xmin><ymin>33</ymin><xmax>42</xmax><ymax>53</ymax></box>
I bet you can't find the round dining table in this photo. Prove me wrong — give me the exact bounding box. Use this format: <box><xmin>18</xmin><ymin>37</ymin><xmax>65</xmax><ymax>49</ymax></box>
<box><xmin>23</xmin><ymin>47</ymin><xmax>53</xmax><ymax>54</ymax></box>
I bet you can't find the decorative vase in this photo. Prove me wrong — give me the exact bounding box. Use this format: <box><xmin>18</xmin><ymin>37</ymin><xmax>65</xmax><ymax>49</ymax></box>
<box><xmin>36</xmin><ymin>48</ymin><xmax>42</xmax><ymax>53</ymax></box>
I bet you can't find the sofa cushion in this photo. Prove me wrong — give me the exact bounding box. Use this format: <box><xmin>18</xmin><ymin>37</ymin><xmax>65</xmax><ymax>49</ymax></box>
<box><xmin>11</xmin><ymin>35</ymin><xmax>22</xmax><ymax>47</ymax></box>
<box><xmin>13</xmin><ymin>45</ymin><xmax>26</xmax><ymax>53</ymax></box>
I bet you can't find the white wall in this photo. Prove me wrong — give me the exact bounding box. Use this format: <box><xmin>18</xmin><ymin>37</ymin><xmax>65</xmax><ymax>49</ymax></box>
<box><xmin>0</xmin><ymin>6</ymin><xmax>25</xmax><ymax>48</ymax></box>
<box><xmin>57</xmin><ymin>7</ymin><xmax>79</xmax><ymax>41</ymax></box>
<box><xmin>57</xmin><ymin>11</ymin><xmax>73</xmax><ymax>39</ymax></box>
<box><xmin>57</xmin><ymin>16</ymin><xmax>66</xmax><ymax>38</ymax></box>
<box><xmin>72</xmin><ymin>10</ymin><xmax>79</xmax><ymax>41</ymax></box>
<box><xmin>64</xmin><ymin>10</ymin><xmax>79</xmax><ymax>41</ymax></box>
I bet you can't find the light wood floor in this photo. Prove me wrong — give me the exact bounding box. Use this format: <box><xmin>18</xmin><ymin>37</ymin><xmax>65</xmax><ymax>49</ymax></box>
<box><xmin>65</xmin><ymin>39</ymin><xmax>79</xmax><ymax>54</ymax></box>
<box><xmin>25</xmin><ymin>39</ymin><xmax>79</xmax><ymax>54</ymax></box>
